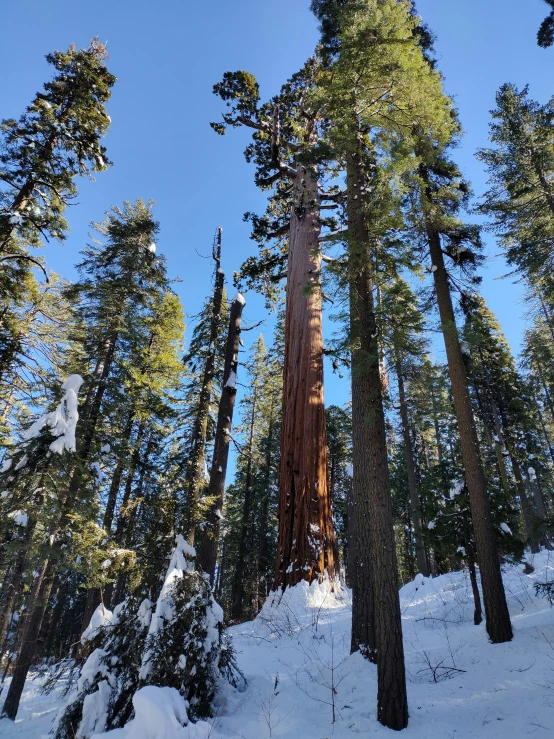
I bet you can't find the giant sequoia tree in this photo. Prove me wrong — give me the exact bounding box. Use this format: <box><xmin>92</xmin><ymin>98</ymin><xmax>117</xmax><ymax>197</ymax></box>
<box><xmin>212</xmin><ymin>63</ymin><xmax>338</xmax><ymax>590</ymax></box>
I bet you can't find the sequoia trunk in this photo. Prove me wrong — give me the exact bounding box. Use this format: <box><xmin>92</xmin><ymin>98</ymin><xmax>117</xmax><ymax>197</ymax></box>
<box><xmin>273</xmin><ymin>166</ymin><xmax>337</xmax><ymax>590</ymax></box>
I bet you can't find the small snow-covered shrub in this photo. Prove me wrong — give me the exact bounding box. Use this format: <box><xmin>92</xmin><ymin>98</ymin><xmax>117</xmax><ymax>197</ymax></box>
<box><xmin>54</xmin><ymin>536</ymin><xmax>239</xmax><ymax>739</ymax></box>
<box><xmin>53</xmin><ymin>596</ymin><xmax>152</xmax><ymax>738</ymax></box>
<box><xmin>138</xmin><ymin>537</ymin><xmax>226</xmax><ymax>720</ymax></box>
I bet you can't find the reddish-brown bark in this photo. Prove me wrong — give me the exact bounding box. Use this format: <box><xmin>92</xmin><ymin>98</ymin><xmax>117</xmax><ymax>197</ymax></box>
<box><xmin>273</xmin><ymin>166</ymin><xmax>338</xmax><ymax>590</ymax></box>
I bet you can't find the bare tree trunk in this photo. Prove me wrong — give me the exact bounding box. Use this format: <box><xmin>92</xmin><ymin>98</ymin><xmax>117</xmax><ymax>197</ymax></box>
<box><xmin>183</xmin><ymin>228</ymin><xmax>225</xmax><ymax>545</ymax></box>
<box><xmin>422</xmin><ymin>181</ymin><xmax>512</xmax><ymax>643</ymax></box>
<box><xmin>273</xmin><ymin>166</ymin><xmax>337</xmax><ymax>590</ymax></box>
<box><xmin>346</xmin><ymin>149</ymin><xmax>408</xmax><ymax>730</ymax></box>
<box><xmin>396</xmin><ymin>358</ymin><xmax>428</xmax><ymax>577</ymax></box>
<box><xmin>466</xmin><ymin>544</ymin><xmax>483</xmax><ymax>625</ymax></box>
<box><xmin>196</xmin><ymin>293</ymin><xmax>245</xmax><ymax>581</ymax></box>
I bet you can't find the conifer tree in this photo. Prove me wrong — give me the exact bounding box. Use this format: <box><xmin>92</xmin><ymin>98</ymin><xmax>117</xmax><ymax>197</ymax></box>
<box><xmin>218</xmin><ymin>326</ymin><xmax>282</xmax><ymax>620</ymax></box>
<box><xmin>1</xmin><ymin>199</ymin><xmax>168</xmax><ymax>720</ymax></box>
<box><xmin>310</xmin><ymin>0</ymin><xmax>453</xmax><ymax>728</ymax></box>
<box><xmin>212</xmin><ymin>62</ymin><xmax>338</xmax><ymax>589</ymax></box>
<box><xmin>538</xmin><ymin>0</ymin><xmax>554</xmax><ymax>47</ymax></box>
<box><xmin>0</xmin><ymin>39</ymin><xmax>114</xmax><ymax>284</ymax></box>
<box><xmin>384</xmin><ymin>277</ymin><xmax>429</xmax><ymax>577</ymax></box>
<box><xmin>461</xmin><ymin>294</ymin><xmax>550</xmax><ymax>550</ymax></box>
<box><xmin>409</xmin><ymin>141</ymin><xmax>513</xmax><ymax>643</ymax></box>
<box><xmin>181</xmin><ymin>228</ymin><xmax>225</xmax><ymax>544</ymax></box>
<box><xmin>478</xmin><ymin>84</ymin><xmax>554</xmax><ymax>306</ymax></box>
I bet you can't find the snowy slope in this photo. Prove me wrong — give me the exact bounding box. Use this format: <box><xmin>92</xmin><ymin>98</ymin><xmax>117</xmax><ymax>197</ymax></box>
<box><xmin>1</xmin><ymin>551</ymin><xmax>553</xmax><ymax>739</ymax></box>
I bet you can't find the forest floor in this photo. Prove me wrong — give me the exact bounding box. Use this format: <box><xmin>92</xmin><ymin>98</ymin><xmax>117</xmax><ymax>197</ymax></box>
<box><xmin>1</xmin><ymin>550</ymin><xmax>553</xmax><ymax>738</ymax></box>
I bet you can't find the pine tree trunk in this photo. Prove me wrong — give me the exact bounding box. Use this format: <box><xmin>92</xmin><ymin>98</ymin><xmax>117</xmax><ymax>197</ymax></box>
<box><xmin>466</xmin><ymin>545</ymin><xmax>483</xmax><ymax>625</ymax></box>
<box><xmin>1</xmin><ymin>558</ymin><xmax>56</xmax><ymax>719</ymax></box>
<box><xmin>196</xmin><ymin>294</ymin><xmax>244</xmax><ymax>580</ymax></box>
<box><xmin>396</xmin><ymin>358</ymin><xmax>428</xmax><ymax>577</ymax></box>
<box><xmin>423</xmin><ymin>192</ymin><xmax>512</xmax><ymax>644</ymax></box>
<box><xmin>346</xmin><ymin>150</ymin><xmax>408</xmax><ymax>729</ymax></box>
<box><xmin>183</xmin><ymin>229</ymin><xmax>225</xmax><ymax>545</ymax></box>
<box><xmin>273</xmin><ymin>166</ymin><xmax>337</xmax><ymax>589</ymax></box>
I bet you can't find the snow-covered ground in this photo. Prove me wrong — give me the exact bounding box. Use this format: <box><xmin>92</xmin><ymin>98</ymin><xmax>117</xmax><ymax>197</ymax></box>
<box><xmin>1</xmin><ymin>550</ymin><xmax>553</xmax><ymax>738</ymax></box>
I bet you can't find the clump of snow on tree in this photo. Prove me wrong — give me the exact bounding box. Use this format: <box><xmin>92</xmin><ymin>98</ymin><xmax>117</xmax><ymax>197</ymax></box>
<box><xmin>6</xmin><ymin>509</ymin><xmax>28</xmax><ymax>527</ymax></box>
<box><xmin>22</xmin><ymin>374</ymin><xmax>84</xmax><ymax>454</ymax></box>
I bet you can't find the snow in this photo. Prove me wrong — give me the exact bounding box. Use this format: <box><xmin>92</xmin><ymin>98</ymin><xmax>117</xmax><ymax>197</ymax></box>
<box><xmin>22</xmin><ymin>374</ymin><xmax>84</xmax><ymax>454</ymax></box>
<box><xmin>14</xmin><ymin>454</ymin><xmax>29</xmax><ymax>471</ymax></box>
<box><xmin>81</xmin><ymin>604</ymin><xmax>115</xmax><ymax>644</ymax></box>
<box><xmin>137</xmin><ymin>598</ymin><xmax>154</xmax><ymax>629</ymax></box>
<box><xmin>4</xmin><ymin>551</ymin><xmax>554</xmax><ymax>739</ymax></box>
<box><xmin>224</xmin><ymin>370</ymin><xmax>237</xmax><ymax>389</ymax></box>
<box><xmin>100</xmin><ymin>444</ymin><xmax>111</xmax><ymax>453</ymax></box>
<box><xmin>148</xmin><ymin>242</ymin><xmax>157</xmax><ymax>253</ymax></box>
<box><xmin>232</xmin><ymin>292</ymin><xmax>246</xmax><ymax>306</ymax></box>
<box><xmin>427</xmin><ymin>519</ymin><xmax>436</xmax><ymax>529</ymax></box>
<box><xmin>78</xmin><ymin>680</ymin><xmax>111</xmax><ymax>738</ymax></box>
<box><xmin>7</xmin><ymin>509</ymin><xmax>28</xmax><ymax>527</ymax></box>
<box><xmin>449</xmin><ymin>479</ymin><xmax>464</xmax><ymax>499</ymax></box>
<box><xmin>500</xmin><ymin>522</ymin><xmax>513</xmax><ymax>535</ymax></box>
<box><xmin>91</xmin><ymin>686</ymin><xmax>212</xmax><ymax>738</ymax></box>
<box><xmin>528</xmin><ymin>466</ymin><xmax>537</xmax><ymax>481</ymax></box>
<box><xmin>1</xmin><ymin>459</ymin><xmax>12</xmax><ymax>472</ymax></box>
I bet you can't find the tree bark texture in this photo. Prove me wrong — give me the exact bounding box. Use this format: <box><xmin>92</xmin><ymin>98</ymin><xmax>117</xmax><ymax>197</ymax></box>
<box><xmin>273</xmin><ymin>166</ymin><xmax>338</xmax><ymax>590</ymax></box>
<box><xmin>347</xmin><ymin>151</ymin><xmax>408</xmax><ymax>730</ymax></box>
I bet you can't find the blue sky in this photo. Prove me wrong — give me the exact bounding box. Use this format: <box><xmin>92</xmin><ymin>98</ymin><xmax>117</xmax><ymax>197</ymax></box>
<box><xmin>1</xmin><ymin>1</ymin><xmax>551</xmax><ymax>416</ymax></box>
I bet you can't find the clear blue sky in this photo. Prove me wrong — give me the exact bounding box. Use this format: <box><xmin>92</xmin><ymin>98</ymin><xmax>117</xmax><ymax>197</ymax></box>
<box><xmin>1</xmin><ymin>0</ymin><xmax>551</xmax><ymax>415</ymax></box>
